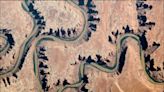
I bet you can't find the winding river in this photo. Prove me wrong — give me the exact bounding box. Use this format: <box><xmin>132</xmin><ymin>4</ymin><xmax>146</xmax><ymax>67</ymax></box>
<box><xmin>0</xmin><ymin>0</ymin><xmax>163</xmax><ymax>92</ymax></box>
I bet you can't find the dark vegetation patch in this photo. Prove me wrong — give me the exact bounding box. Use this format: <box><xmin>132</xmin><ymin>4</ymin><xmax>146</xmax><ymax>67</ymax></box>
<box><xmin>37</xmin><ymin>46</ymin><xmax>50</xmax><ymax>92</ymax></box>
<box><xmin>0</xmin><ymin>29</ymin><xmax>15</xmax><ymax>54</ymax></box>
<box><xmin>118</xmin><ymin>47</ymin><xmax>128</xmax><ymax>73</ymax></box>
